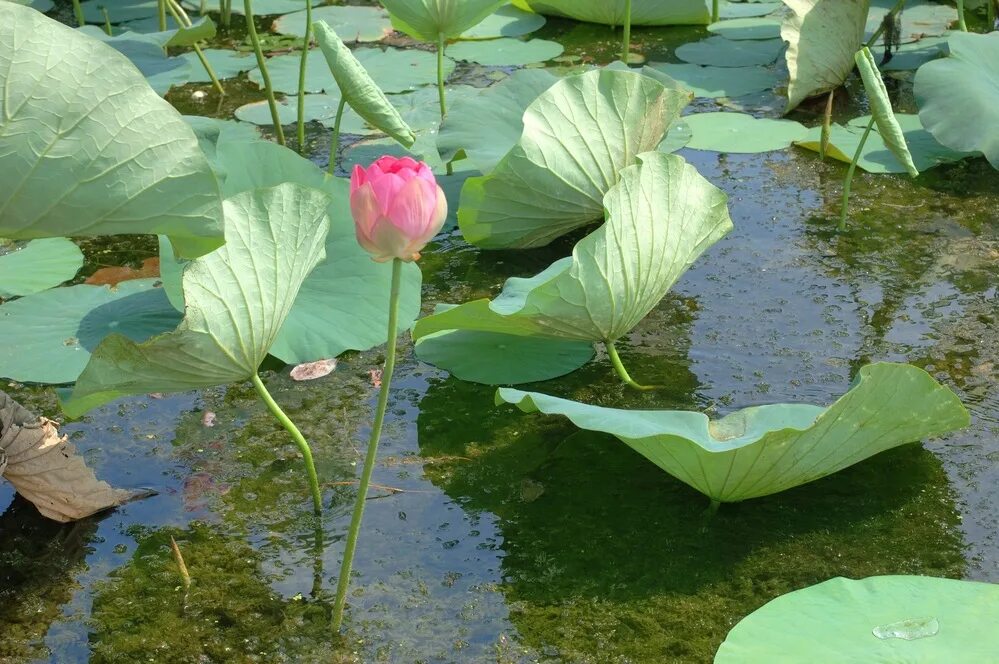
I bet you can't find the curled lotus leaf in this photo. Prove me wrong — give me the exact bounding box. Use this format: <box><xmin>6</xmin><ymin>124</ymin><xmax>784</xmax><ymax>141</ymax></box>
<box><xmin>855</xmin><ymin>46</ymin><xmax>918</xmax><ymax>177</ymax></box>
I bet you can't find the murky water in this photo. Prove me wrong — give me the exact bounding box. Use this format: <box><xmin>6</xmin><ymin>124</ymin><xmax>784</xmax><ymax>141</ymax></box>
<box><xmin>2</xmin><ymin>9</ymin><xmax>998</xmax><ymax>664</ymax></box>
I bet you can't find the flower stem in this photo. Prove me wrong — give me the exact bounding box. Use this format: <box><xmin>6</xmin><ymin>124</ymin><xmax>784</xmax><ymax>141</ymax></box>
<box><xmin>838</xmin><ymin>115</ymin><xmax>875</xmax><ymax>232</ymax></box>
<box><xmin>331</xmin><ymin>259</ymin><xmax>403</xmax><ymax>632</ymax></box>
<box><xmin>296</xmin><ymin>0</ymin><xmax>314</xmax><ymax>153</ymax></box>
<box><xmin>711</xmin><ymin>0</ymin><xmax>719</xmax><ymax>23</ymax></box>
<box><xmin>251</xmin><ymin>373</ymin><xmax>322</xmax><ymax>515</ymax></box>
<box><xmin>605</xmin><ymin>340</ymin><xmax>659</xmax><ymax>391</ymax></box>
<box><xmin>244</xmin><ymin>0</ymin><xmax>286</xmax><ymax>145</ymax></box>
<box><xmin>166</xmin><ymin>0</ymin><xmax>224</xmax><ymax>96</ymax></box>
<box><xmin>157</xmin><ymin>0</ymin><xmax>167</xmax><ymax>32</ymax></box>
<box><xmin>71</xmin><ymin>0</ymin><xmax>85</xmax><ymax>26</ymax></box>
<box><xmin>327</xmin><ymin>97</ymin><xmax>346</xmax><ymax>175</ymax></box>
<box><xmin>436</xmin><ymin>32</ymin><xmax>447</xmax><ymax>121</ymax></box>
<box><xmin>620</xmin><ymin>0</ymin><xmax>631</xmax><ymax>62</ymax></box>
<box><xmin>957</xmin><ymin>0</ymin><xmax>967</xmax><ymax>31</ymax></box>
<box><xmin>819</xmin><ymin>89</ymin><xmax>834</xmax><ymax>160</ymax></box>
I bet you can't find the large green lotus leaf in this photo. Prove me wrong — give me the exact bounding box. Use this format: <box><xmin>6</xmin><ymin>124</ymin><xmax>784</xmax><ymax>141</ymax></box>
<box><xmin>795</xmin><ymin>115</ymin><xmax>969</xmax><ymax>173</ymax></box>
<box><xmin>865</xmin><ymin>0</ymin><xmax>957</xmax><ymax>46</ymax></box>
<box><xmin>436</xmin><ymin>68</ymin><xmax>559</xmax><ymax>172</ymax></box>
<box><xmin>716</xmin><ymin>576</ymin><xmax>999</xmax><ymax>661</ymax></box>
<box><xmin>417</xmin><ymin>152</ymin><xmax>731</xmax><ymax>351</ymax></box>
<box><xmin>76</xmin><ymin>27</ymin><xmax>193</xmax><ymax>94</ymax></box>
<box><xmin>458</xmin><ymin>69</ymin><xmax>692</xmax><ymax>249</ymax></box>
<box><xmin>233</xmin><ymin>94</ymin><xmax>371</xmax><ymax>134</ymax></box>
<box><xmin>380</xmin><ymin>0</ymin><xmax>505</xmax><ymax>41</ymax></box>
<box><xmin>497</xmin><ymin>362</ymin><xmax>970</xmax><ymax>502</ymax></box>
<box><xmin>272</xmin><ymin>5</ymin><xmax>393</xmax><ymax>41</ymax></box>
<box><xmin>648</xmin><ymin>63</ymin><xmax>781</xmax><ymax>98</ymax></box>
<box><xmin>511</xmin><ymin>0</ymin><xmax>710</xmax><ymax>25</ymax></box>
<box><xmin>446</xmin><ymin>37</ymin><xmax>564</xmax><ymax>66</ymax></box>
<box><xmin>205</xmin><ymin>139</ymin><xmax>424</xmax><ymax>364</ymax></box>
<box><xmin>180</xmin><ymin>48</ymin><xmax>257</xmax><ymax>82</ymax></box>
<box><xmin>707</xmin><ymin>17</ymin><xmax>781</xmax><ymax>40</ymax></box>
<box><xmin>0</xmin><ymin>5</ymin><xmax>222</xmax><ymax>258</ymax></box>
<box><xmin>675</xmin><ymin>36</ymin><xmax>783</xmax><ymax>67</ymax></box>
<box><xmin>684</xmin><ymin>112</ymin><xmax>808</xmax><ymax>153</ymax></box>
<box><xmin>313</xmin><ymin>22</ymin><xmax>415</xmax><ymax>148</ymax></box>
<box><xmin>915</xmin><ymin>31</ymin><xmax>999</xmax><ymax>169</ymax></box>
<box><xmin>0</xmin><ymin>279</ymin><xmax>180</xmax><ymax>384</ymax></box>
<box><xmin>248</xmin><ymin>47</ymin><xmax>453</xmax><ymax>95</ymax></box>
<box><xmin>0</xmin><ymin>238</ymin><xmax>84</xmax><ymax>299</ymax></box>
<box><xmin>460</xmin><ymin>4</ymin><xmax>545</xmax><ymax>39</ymax></box>
<box><xmin>782</xmin><ymin>0</ymin><xmax>869</xmax><ymax>113</ymax></box>
<box><xmin>62</xmin><ymin>183</ymin><xmax>330</xmax><ymax>417</ymax></box>
<box><xmin>855</xmin><ymin>47</ymin><xmax>918</xmax><ymax>177</ymax></box>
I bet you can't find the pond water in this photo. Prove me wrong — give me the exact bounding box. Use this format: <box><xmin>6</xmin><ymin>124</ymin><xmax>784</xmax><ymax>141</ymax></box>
<box><xmin>2</xmin><ymin>6</ymin><xmax>998</xmax><ymax>664</ymax></box>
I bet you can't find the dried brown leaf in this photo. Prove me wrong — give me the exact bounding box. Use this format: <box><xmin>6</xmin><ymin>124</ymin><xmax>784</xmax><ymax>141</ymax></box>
<box><xmin>289</xmin><ymin>358</ymin><xmax>337</xmax><ymax>381</ymax></box>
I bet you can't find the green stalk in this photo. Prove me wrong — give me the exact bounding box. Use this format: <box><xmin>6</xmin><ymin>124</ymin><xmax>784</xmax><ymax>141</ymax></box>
<box><xmin>864</xmin><ymin>0</ymin><xmax>906</xmax><ymax>48</ymax></box>
<box><xmin>838</xmin><ymin>115</ymin><xmax>876</xmax><ymax>232</ymax></box>
<box><xmin>819</xmin><ymin>89</ymin><xmax>834</xmax><ymax>160</ymax></box>
<box><xmin>957</xmin><ymin>0</ymin><xmax>967</xmax><ymax>31</ymax></box>
<box><xmin>71</xmin><ymin>0</ymin><xmax>85</xmax><ymax>27</ymax></box>
<box><xmin>331</xmin><ymin>258</ymin><xmax>403</xmax><ymax>633</ymax></box>
<box><xmin>989</xmin><ymin>0</ymin><xmax>996</xmax><ymax>27</ymax></box>
<box><xmin>244</xmin><ymin>0</ymin><xmax>286</xmax><ymax>145</ymax></box>
<box><xmin>157</xmin><ymin>0</ymin><xmax>167</xmax><ymax>32</ymax></box>
<box><xmin>327</xmin><ymin>97</ymin><xmax>346</xmax><ymax>175</ymax></box>
<box><xmin>711</xmin><ymin>0</ymin><xmax>719</xmax><ymax>23</ymax></box>
<box><xmin>620</xmin><ymin>0</ymin><xmax>632</xmax><ymax>62</ymax></box>
<box><xmin>221</xmin><ymin>0</ymin><xmax>231</xmax><ymax>28</ymax></box>
<box><xmin>251</xmin><ymin>373</ymin><xmax>323</xmax><ymax>515</ymax></box>
<box><xmin>605</xmin><ymin>340</ymin><xmax>659</xmax><ymax>391</ymax></box>
<box><xmin>296</xmin><ymin>0</ymin><xmax>314</xmax><ymax>153</ymax></box>
<box><xmin>166</xmin><ymin>0</ymin><xmax>225</xmax><ymax>96</ymax></box>
<box><xmin>436</xmin><ymin>32</ymin><xmax>447</xmax><ymax>120</ymax></box>
<box><xmin>102</xmin><ymin>8</ymin><xmax>112</xmax><ymax>34</ymax></box>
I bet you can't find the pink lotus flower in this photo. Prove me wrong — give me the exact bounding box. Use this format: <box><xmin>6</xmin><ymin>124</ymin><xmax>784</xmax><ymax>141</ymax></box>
<box><xmin>349</xmin><ymin>156</ymin><xmax>448</xmax><ymax>262</ymax></box>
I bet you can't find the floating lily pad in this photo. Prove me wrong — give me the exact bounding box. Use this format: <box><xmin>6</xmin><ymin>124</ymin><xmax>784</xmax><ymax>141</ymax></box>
<box><xmin>80</xmin><ymin>0</ymin><xmax>161</xmax><ymax>23</ymax></box>
<box><xmin>866</xmin><ymin>0</ymin><xmax>957</xmax><ymax>46</ymax></box>
<box><xmin>657</xmin><ymin>121</ymin><xmax>692</xmax><ymax>153</ymax></box>
<box><xmin>0</xmin><ymin>279</ymin><xmax>180</xmax><ymax>384</ymax></box>
<box><xmin>716</xmin><ymin>576</ymin><xmax>999</xmax><ymax>661</ymax></box>
<box><xmin>233</xmin><ymin>94</ymin><xmax>371</xmax><ymax>134</ymax></box>
<box><xmin>649</xmin><ymin>63</ymin><xmax>780</xmax><ymax>98</ymax></box>
<box><xmin>119</xmin><ymin>15</ymin><xmax>215</xmax><ymax>46</ymax></box>
<box><xmin>707</xmin><ymin>17</ymin><xmax>781</xmax><ymax>40</ymax></box>
<box><xmin>190</xmin><ymin>0</ymin><xmax>321</xmax><ymax>15</ymax></box>
<box><xmin>511</xmin><ymin>0</ymin><xmax>710</xmax><ymax>25</ymax></box>
<box><xmin>10</xmin><ymin>0</ymin><xmax>55</xmax><ymax>11</ymax></box>
<box><xmin>180</xmin><ymin>48</ymin><xmax>257</xmax><ymax>81</ymax></box>
<box><xmin>0</xmin><ymin>239</ymin><xmax>84</xmax><ymax>299</ymax></box>
<box><xmin>460</xmin><ymin>4</ymin><xmax>546</xmax><ymax>39</ymax></box>
<box><xmin>718</xmin><ymin>1</ymin><xmax>780</xmax><ymax>19</ymax></box>
<box><xmin>684</xmin><ymin>112</ymin><xmax>808</xmax><ymax>153</ymax></box>
<box><xmin>78</xmin><ymin>28</ymin><xmax>193</xmax><ymax>94</ymax></box>
<box><xmin>386</xmin><ymin>84</ymin><xmax>481</xmax><ymax>135</ymax></box>
<box><xmin>272</xmin><ymin>5</ymin><xmax>392</xmax><ymax>41</ymax></box>
<box><xmin>880</xmin><ymin>35</ymin><xmax>949</xmax><ymax>72</ymax></box>
<box><xmin>498</xmin><ymin>363</ymin><xmax>969</xmax><ymax>502</ymax></box>
<box><xmin>676</xmin><ymin>36</ymin><xmax>783</xmax><ymax>67</ymax></box>
<box><xmin>248</xmin><ymin>47</ymin><xmax>453</xmax><ymax>95</ymax></box>
<box><xmin>416</xmin><ymin>329</ymin><xmax>594</xmax><ymax>385</ymax></box>
<box><xmin>446</xmin><ymin>37</ymin><xmax>564</xmax><ymax>66</ymax></box>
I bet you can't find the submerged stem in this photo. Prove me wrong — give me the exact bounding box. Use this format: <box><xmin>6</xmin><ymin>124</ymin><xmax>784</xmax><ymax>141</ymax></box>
<box><xmin>436</xmin><ymin>32</ymin><xmax>447</xmax><ymax>120</ymax></box>
<box><xmin>838</xmin><ymin>115</ymin><xmax>876</xmax><ymax>232</ymax></box>
<box><xmin>327</xmin><ymin>97</ymin><xmax>347</xmax><ymax>175</ymax></box>
<box><xmin>251</xmin><ymin>373</ymin><xmax>323</xmax><ymax>515</ymax></box>
<box><xmin>620</xmin><ymin>0</ymin><xmax>632</xmax><ymax>62</ymax></box>
<box><xmin>331</xmin><ymin>258</ymin><xmax>404</xmax><ymax>633</ymax></box>
<box><xmin>605</xmin><ymin>340</ymin><xmax>660</xmax><ymax>391</ymax></box>
<box><xmin>244</xmin><ymin>0</ymin><xmax>286</xmax><ymax>145</ymax></box>
<box><xmin>296</xmin><ymin>0</ymin><xmax>314</xmax><ymax>153</ymax></box>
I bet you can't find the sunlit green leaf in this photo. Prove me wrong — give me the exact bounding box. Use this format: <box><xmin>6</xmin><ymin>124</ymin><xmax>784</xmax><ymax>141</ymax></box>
<box><xmin>684</xmin><ymin>112</ymin><xmax>808</xmax><ymax>153</ymax></box>
<box><xmin>648</xmin><ymin>63</ymin><xmax>781</xmax><ymax>98</ymax></box>
<box><xmin>380</xmin><ymin>0</ymin><xmax>506</xmax><ymax>41</ymax></box>
<box><xmin>511</xmin><ymin>0</ymin><xmax>710</xmax><ymax>25</ymax></box>
<box><xmin>855</xmin><ymin>46</ymin><xmax>918</xmax><ymax>177</ymax></box>
<box><xmin>675</xmin><ymin>36</ymin><xmax>783</xmax><ymax>67</ymax></box>
<box><xmin>272</xmin><ymin>5</ymin><xmax>392</xmax><ymax>40</ymax></box>
<box><xmin>446</xmin><ymin>37</ymin><xmax>564</xmax><ymax>66</ymax></box>
<box><xmin>460</xmin><ymin>4</ymin><xmax>545</xmax><ymax>39</ymax></box>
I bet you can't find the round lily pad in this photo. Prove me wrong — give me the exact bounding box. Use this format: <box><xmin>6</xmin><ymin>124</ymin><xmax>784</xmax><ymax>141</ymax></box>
<box><xmin>657</xmin><ymin>120</ymin><xmax>692</xmax><ymax>153</ymax></box>
<box><xmin>650</xmin><ymin>63</ymin><xmax>780</xmax><ymax>98</ymax></box>
<box><xmin>718</xmin><ymin>1</ymin><xmax>780</xmax><ymax>18</ymax></box>
<box><xmin>185</xmin><ymin>0</ymin><xmax>321</xmax><ymax>16</ymax></box>
<box><xmin>460</xmin><ymin>4</ymin><xmax>545</xmax><ymax>39</ymax></box>
<box><xmin>866</xmin><ymin>0</ymin><xmax>957</xmax><ymax>46</ymax></box>
<box><xmin>272</xmin><ymin>5</ymin><xmax>392</xmax><ymax>41</ymax></box>
<box><xmin>675</xmin><ymin>36</ymin><xmax>784</xmax><ymax>67</ymax></box>
<box><xmin>0</xmin><ymin>238</ymin><xmax>84</xmax><ymax>299</ymax></box>
<box><xmin>446</xmin><ymin>37</ymin><xmax>564</xmax><ymax>66</ymax></box>
<box><xmin>81</xmin><ymin>0</ymin><xmax>160</xmax><ymax>23</ymax></box>
<box><xmin>233</xmin><ymin>94</ymin><xmax>371</xmax><ymax>134</ymax></box>
<box><xmin>11</xmin><ymin>0</ymin><xmax>55</xmax><ymax>11</ymax></box>
<box><xmin>387</xmin><ymin>84</ymin><xmax>481</xmax><ymax>134</ymax></box>
<box><xmin>415</xmin><ymin>330</ymin><xmax>594</xmax><ymax>385</ymax></box>
<box><xmin>180</xmin><ymin>48</ymin><xmax>257</xmax><ymax>82</ymax></box>
<box><xmin>684</xmin><ymin>112</ymin><xmax>808</xmax><ymax>153</ymax></box>
<box><xmin>707</xmin><ymin>17</ymin><xmax>781</xmax><ymax>40</ymax></box>
<box><xmin>0</xmin><ymin>279</ymin><xmax>181</xmax><ymax>384</ymax></box>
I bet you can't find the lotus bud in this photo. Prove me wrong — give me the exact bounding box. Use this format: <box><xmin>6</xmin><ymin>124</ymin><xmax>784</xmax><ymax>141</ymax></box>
<box><xmin>349</xmin><ymin>156</ymin><xmax>448</xmax><ymax>262</ymax></box>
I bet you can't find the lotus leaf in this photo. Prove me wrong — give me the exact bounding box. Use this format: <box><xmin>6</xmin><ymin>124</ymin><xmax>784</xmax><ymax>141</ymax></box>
<box><xmin>78</xmin><ymin>28</ymin><xmax>193</xmax><ymax>94</ymax></box>
<box><xmin>497</xmin><ymin>363</ymin><xmax>969</xmax><ymax>502</ymax></box>
<box><xmin>313</xmin><ymin>22</ymin><xmax>416</xmax><ymax>148</ymax></box>
<box><xmin>80</xmin><ymin>0</ymin><xmax>162</xmax><ymax>23</ymax></box>
<box><xmin>0</xmin><ymin>5</ymin><xmax>222</xmax><ymax>258</ymax></box>
<box><xmin>510</xmin><ymin>0</ymin><xmax>710</xmax><ymax>26</ymax></box>
<box><xmin>380</xmin><ymin>0</ymin><xmax>506</xmax><ymax>41</ymax></box>
<box><xmin>460</xmin><ymin>4</ymin><xmax>545</xmax><ymax>39</ymax></box>
<box><xmin>415</xmin><ymin>152</ymin><xmax>731</xmax><ymax>384</ymax></box>
<box><xmin>9</xmin><ymin>0</ymin><xmax>54</xmax><ymax>11</ymax></box>
<box><xmin>388</xmin><ymin>84</ymin><xmax>482</xmax><ymax>136</ymax></box>
<box><xmin>707</xmin><ymin>17</ymin><xmax>781</xmax><ymax>40</ymax></box>
<box><xmin>915</xmin><ymin>31</ymin><xmax>999</xmax><ymax>169</ymax></box>
<box><xmin>234</xmin><ymin>94</ymin><xmax>371</xmax><ymax>135</ymax></box>
<box><xmin>0</xmin><ymin>279</ymin><xmax>180</xmax><ymax>384</ymax></box>
<box><xmin>180</xmin><ymin>48</ymin><xmax>257</xmax><ymax>82</ymax></box>
<box><xmin>458</xmin><ymin>69</ymin><xmax>692</xmax><ymax>249</ymax></box>
<box><xmin>0</xmin><ymin>239</ymin><xmax>84</xmax><ymax>299</ymax></box>
<box><xmin>187</xmin><ymin>0</ymin><xmax>321</xmax><ymax>15</ymax></box>
<box><xmin>648</xmin><ymin>63</ymin><xmax>781</xmax><ymax>98</ymax></box>
<box><xmin>716</xmin><ymin>576</ymin><xmax>999</xmax><ymax>661</ymax></box>
<box><xmin>782</xmin><ymin>0</ymin><xmax>869</xmax><ymax>113</ymax></box>
<box><xmin>684</xmin><ymin>112</ymin><xmax>809</xmax><ymax>153</ymax></box>
<box><xmin>675</xmin><ymin>36</ymin><xmax>784</xmax><ymax>67</ymax></box>
<box><xmin>62</xmin><ymin>183</ymin><xmax>330</xmax><ymax>416</ymax></box>
<box><xmin>445</xmin><ymin>37</ymin><xmax>564</xmax><ymax>66</ymax></box>
<box><xmin>113</xmin><ymin>15</ymin><xmax>216</xmax><ymax>46</ymax></box>
<box><xmin>865</xmin><ymin>0</ymin><xmax>957</xmax><ymax>46</ymax></box>
<box><xmin>272</xmin><ymin>5</ymin><xmax>392</xmax><ymax>41</ymax></box>
<box><xmin>879</xmin><ymin>35</ymin><xmax>949</xmax><ymax>72</ymax></box>
<box><xmin>855</xmin><ymin>47</ymin><xmax>918</xmax><ymax>177</ymax></box>
<box><xmin>719</xmin><ymin>1</ymin><xmax>781</xmax><ymax>18</ymax></box>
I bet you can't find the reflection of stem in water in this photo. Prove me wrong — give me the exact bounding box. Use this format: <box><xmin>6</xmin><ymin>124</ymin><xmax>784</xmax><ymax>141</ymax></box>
<box><xmin>331</xmin><ymin>258</ymin><xmax>403</xmax><ymax>632</ymax></box>
<box><xmin>838</xmin><ymin>115</ymin><xmax>876</xmax><ymax>232</ymax></box>
<box><xmin>251</xmin><ymin>373</ymin><xmax>323</xmax><ymax>515</ymax></box>
<box><xmin>605</xmin><ymin>340</ymin><xmax>661</xmax><ymax>391</ymax></box>
<box><xmin>620</xmin><ymin>0</ymin><xmax>632</xmax><ymax>63</ymax></box>
<box><xmin>244</xmin><ymin>0</ymin><xmax>286</xmax><ymax>145</ymax></box>
<box><xmin>327</xmin><ymin>97</ymin><xmax>347</xmax><ymax>175</ymax></box>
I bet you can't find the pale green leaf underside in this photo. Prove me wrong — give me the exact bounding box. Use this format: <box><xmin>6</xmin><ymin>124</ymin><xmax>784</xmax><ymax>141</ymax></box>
<box><xmin>62</xmin><ymin>183</ymin><xmax>331</xmax><ymax>416</ymax></box>
<box><xmin>782</xmin><ymin>0</ymin><xmax>869</xmax><ymax>112</ymax></box>
<box><xmin>512</xmin><ymin>0</ymin><xmax>710</xmax><ymax>26</ymax></box>
<box><xmin>497</xmin><ymin>363</ymin><xmax>969</xmax><ymax>502</ymax></box>
<box><xmin>458</xmin><ymin>69</ymin><xmax>692</xmax><ymax>249</ymax></box>
<box><xmin>381</xmin><ymin>0</ymin><xmax>506</xmax><ymax>41</ymax></box>
<box><xmin>313</xmin><ymin>22</ymin><xmax>416</xmax><ymax>148</ymax></box>
<box><xmin>855</xmin><ymin>47</ymin><xmax>918</xmax><ymax>177</ymax></box>
<box><xmin>418</xmin><ymin>151</ymin><xmax>732</xmax><ymax>345</ymax></box>
<box><xmin>716</xmin><ymin>576</ymin><xmax>999</xmax><ymax>661</ymax></box>
<box><xmin>0</xmin><ymin>4</ymin><xmax>222</xmax><ymax>257</ymax></box>
<box><xmin>0</xmin><ymin>238</ymin><xmax>83</xmax><ymax>298</ymax></box>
